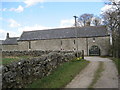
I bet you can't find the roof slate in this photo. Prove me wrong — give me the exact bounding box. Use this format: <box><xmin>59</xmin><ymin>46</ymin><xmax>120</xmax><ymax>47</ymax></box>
<box><xmin>0</xmin><ymin>40</ymin><xmax>3</xmax><ymax>44</ymax></box>
<box><xmin>18</xmin><ymin>26</ymin><xmax>109</xmax><ymax>41</ymax></box>
<box><xmin>2</xmin><ymin>37</ymin><xmax>19</xmax><ymax>45</ymax></box>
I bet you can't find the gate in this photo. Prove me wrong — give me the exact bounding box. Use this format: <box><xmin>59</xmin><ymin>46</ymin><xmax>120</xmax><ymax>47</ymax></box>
<box><xmin>89</xmin><ymin>45</ymin><xmax>100</xmax><ymax>56</ymax></box>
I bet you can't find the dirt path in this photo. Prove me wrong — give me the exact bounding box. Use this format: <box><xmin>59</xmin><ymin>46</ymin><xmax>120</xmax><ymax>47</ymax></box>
<box><xmin>94</xmin><ymin>60</ymin><xmax>118</xmax><ymax>88</ymax></box>
<box><xmin>65</xmin><ymin>57</ymin><xmax>118</xmax><ymax>88</ymax></box>
<box><xmin>65</xmin><ymin>60</ymin><xmax>99</xmax><ymax>88</ymax></box>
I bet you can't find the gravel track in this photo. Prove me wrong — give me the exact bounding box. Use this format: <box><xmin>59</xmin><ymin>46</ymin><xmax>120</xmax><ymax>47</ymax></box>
<box><xmin>65</xmin><ymin>57</ymin><xmax>118</xmax><ymax>88</ymax></box>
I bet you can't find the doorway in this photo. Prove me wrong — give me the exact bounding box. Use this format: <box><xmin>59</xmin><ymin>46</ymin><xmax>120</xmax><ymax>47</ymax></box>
<box><xmin>89</xmin><ymin>45</ymin><xmax>100</xmax><ymax>56</ymax></box>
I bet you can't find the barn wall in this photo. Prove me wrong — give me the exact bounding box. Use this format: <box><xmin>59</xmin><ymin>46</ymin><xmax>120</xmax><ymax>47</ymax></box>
<box><xmin>2</xmin><ymin>45</ymin><xmax>19</xmax><ymax>51</ymax></box>
<box><xmin>15</xmin><ymin>36</ymin><xmax>110</xmax><ymax>56</ymax></box>
<box><xmin>18</xmin><ymin>41</ymin><xmax>29</xmax><ymax>51</ymax></box>
<box><xmin>88</xmin><ymin>36</ymin><xmax>110</xmax><ymax>56</ymax></box>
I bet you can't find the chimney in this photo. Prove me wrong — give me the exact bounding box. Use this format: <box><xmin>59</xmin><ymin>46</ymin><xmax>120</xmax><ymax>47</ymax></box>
<box><xmin>6</xmin><ymin>33</ymin><xmax>9</xmax><ymax>39</ymax></box>
<box><xmin>86</xmin><ymin>21</ymin><xmax>90</xmax><ymax>26</ymax></box>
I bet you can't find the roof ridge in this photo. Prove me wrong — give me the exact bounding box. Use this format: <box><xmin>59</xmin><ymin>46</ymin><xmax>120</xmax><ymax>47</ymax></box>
<box><xmin>8</xmin><ymin>37</ymin><xmax>19</xmax><ymax>39</ymax></box>
<box><xmin>23</xmin><ymin>27</ymin><xmax>76</xmax><ymax>33</ymax></box>
<box><xmin>23</xmin><ymin>25</ymin><xmax>106</xmax><ymax>33</ymax></box>
<box><xmin>18</xmin><ymin>25</ymin><xmax>108</xmax><ymax>41</ymax></box>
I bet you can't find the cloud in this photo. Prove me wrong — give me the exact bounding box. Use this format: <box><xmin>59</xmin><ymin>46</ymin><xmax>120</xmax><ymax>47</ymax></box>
<box><xmin>0</xmin><ymin>8</ymin><xmax>7</xmax><ymax>12</ymax></box>
<box><xmin>18</xmin><ymin>24</ymin><xmax>52</xmax><ymax>32</ymax></box>
<box><xmin>101</xmin><ymin>4</ymin><xmax>117</xmax><ymax>14</ymax></box>
<box><xmin>24</xmin><ymin>0</ymin><xmax>44</xmax><ymax>7</ymax></box>
<box><xmin>3</xmin><ymin>8</ymin><xmax>7</xmax><ymax>11</ymax></box>
<box><xmin>9</xmin><ymin>19</ymin><xmax>21</xmax><ymax>28</ymax></box>
<box><xmin>9</xmin><ymin>5</ymin><xmax>24</xmax><ymax>13</ymax></box>
<box><xmin>0</xmin><ymin>29</ymin><xmax>21</xmax><ymax>40</ymax></box>
<box><xmin>60</xmin><ymin>19</ymin><xmax>74</xmax><ymax>28</ymax></box>
<box><xmin>101</xmin><ymin>5</ymin><xmax>112</xmax><ymax>12</ymax></box>
<box><xmin>0</xmin><ymin>29</ymin><xmax>7</xmax><ymax>40</ymax></box>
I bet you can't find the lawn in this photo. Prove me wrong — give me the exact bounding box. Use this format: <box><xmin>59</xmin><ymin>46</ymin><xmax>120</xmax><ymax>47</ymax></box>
<box><xmin>2</xmin><ymin>56</ymin><xmax>32</xmax><ymax>65</ymax></box>
<box><xmin>26</xmin><ymin>59</ymin><xmax>89</xmax><ymax>88</ymax></box>
<box><xmin>112</xmin><ymin>58</ymin><xmax>120</xmax><ymax>75</ymax></box>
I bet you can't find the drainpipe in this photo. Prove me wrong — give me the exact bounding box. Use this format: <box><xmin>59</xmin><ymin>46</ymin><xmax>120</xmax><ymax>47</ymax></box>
<box><xmin>86</xmin><ymin>38</ymin><xmax>88</xmax><ymax>56</ymax></box>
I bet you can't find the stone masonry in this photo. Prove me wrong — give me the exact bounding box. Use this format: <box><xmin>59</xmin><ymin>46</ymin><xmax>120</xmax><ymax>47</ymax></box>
<box><xmin>2</xmin><ymin>51</ymin><xmax>82</xmax><ymax>88</ymax></box>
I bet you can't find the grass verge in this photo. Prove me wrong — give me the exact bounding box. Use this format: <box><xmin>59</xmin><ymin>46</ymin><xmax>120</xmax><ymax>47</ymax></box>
<box><xmin>2</xmin><ymin>58</ymin><xmax>19</xmax><ymax>65</ymax></box>
<box><xmin>88</xmin><ymin>61</ymin><xmax>104</xmax><ymax>88</ymax></box>
<box><xmin>112</xmin><ymin>58</ymin><xmax>120</xmax><ymax>75</ymax></box>
<box><xmin>2</xmin><ymin>56</ymin><xmax>33</xmax><ymax>65</ymax></box>
<box><xmin>26</xmin><ymin>59</ymin><xmax>89</xmax><ymax>88</ymax></box>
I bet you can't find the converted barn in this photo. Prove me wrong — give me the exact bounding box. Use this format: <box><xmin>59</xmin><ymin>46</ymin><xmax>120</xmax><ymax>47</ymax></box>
<box><xmin>18</xmin><ymin>26</ymin><xmax>110</xmax><ymax>56</ymax></box>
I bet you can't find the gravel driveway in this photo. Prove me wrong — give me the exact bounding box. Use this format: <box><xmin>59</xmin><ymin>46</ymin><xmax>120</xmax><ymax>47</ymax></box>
<box><xmin>65</xmin><ymin>56</ymin><xmax>118</xmax><ymax>88</ymax></box>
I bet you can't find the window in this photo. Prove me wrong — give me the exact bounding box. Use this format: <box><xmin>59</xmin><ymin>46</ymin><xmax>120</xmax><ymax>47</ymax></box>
<box><xmin>28</xmin><ymin>41</ymin><xmax>31</xmax><ymax>49</ymax></box>
<box><xmin>74</xmin><ymin>40</ymin><xmax>75</xmax><ymax>44</ymax></box>
<box><xmin>61</xmin><ymin>41</ymin><xmax>62</xmax><ymax>45</ymax></box>
<box><xmin>93</xmin><ymin>38</ymin><xmax>95</xmax><ymax>42</ymax></box>
<box><xmin>60</xmin><ymin>41</ymin><xmax>63</xmax><ymax>50</ymax></box>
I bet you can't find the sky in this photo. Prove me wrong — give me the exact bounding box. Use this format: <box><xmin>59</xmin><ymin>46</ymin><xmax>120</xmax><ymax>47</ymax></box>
<box><xmin>0</xmin><ymin>0</ymin><xmax>107</xmax><ymax>40</ymax></box>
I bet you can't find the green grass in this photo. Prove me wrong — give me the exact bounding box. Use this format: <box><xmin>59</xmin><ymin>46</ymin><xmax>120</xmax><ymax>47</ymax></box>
<box><xmin>2</xmin><ymin>56</ymin><xmax>32</xmax><ymax>65</ymax></box>
<box><xmin>26</xmin><ymin>59</ymin><xmax>89</xmax><ymax>88</ymax></box>
<box><xmin>2</xmin><ymin>58</ymin><xmax>19</xmax><ymax>65</ymax></box>
<box><xmin>88</xmin><ymin>62</ymin><xmax>104</xmax><ymax>88</ymax></box>
<box><xmin>112</xmin><ymin>58</ymin><xmax>120</xmax><ymax>75</ymax></box>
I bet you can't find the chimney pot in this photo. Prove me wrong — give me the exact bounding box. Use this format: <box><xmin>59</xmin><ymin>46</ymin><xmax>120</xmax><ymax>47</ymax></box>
<box><xmin>6</xmin><ymin>33</ymin><xmax>9</xmax><ymax>39</ymax></box>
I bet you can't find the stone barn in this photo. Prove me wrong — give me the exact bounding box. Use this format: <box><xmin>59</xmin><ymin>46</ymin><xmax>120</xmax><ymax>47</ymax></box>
<box><xmin>18</xmin><ymin>26</ymin><xmax>110</xmax><ymax>56</ymax></box>
<box><xmin>2</xmin><ymin>33</ymin><xmax>19</xmax><ymax>51</ymax></box>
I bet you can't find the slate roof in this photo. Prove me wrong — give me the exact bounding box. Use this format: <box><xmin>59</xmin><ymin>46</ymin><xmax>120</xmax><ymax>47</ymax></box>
<box><xmin>0</xmin><ymin>40</ymin><xmax>3</xmax><ymax>44</ymax></box>
<box><xmin>18</xmin><ymin>26</ymin><xmax>109</xmax><ymax>41</ymax></box>
<box><xmin>2</xmin><ymin>37</ymin><xmax>19</xmax><ymax>45</ymax></box>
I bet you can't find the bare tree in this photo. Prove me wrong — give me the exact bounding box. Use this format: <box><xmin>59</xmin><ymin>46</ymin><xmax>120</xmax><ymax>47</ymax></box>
<box><xmin>78</xmin><ymin>13</ymin><xmax>93</xmax><ymax>26</ymax></box>
<box><xmin>102</xmin><ymin>0</ymin><xmax>120</xmax><ymax>58</ymax></box>
<box><xmin>92</xmin><ymin>16</ymin><xmax>101</xmax><ymax>26</ymax></box>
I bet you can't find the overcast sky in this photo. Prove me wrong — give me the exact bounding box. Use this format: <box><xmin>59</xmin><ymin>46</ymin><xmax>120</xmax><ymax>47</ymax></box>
<box><xmin>0</xmin><ymin>0</ymin><xmax>107</xmax><ymax>40</ymax></box>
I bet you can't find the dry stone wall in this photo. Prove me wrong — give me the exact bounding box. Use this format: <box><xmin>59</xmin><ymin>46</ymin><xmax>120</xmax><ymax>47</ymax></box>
<box><xmin>2</xmin><ymin>51</ymin><xmax>82</xmax><ymax>88</ymax></box>
<box><xmin>2</xmin><ymin>50</ymin><xmax>51</xmax><ymax>57</ymax></box>
<box><xmin>2</xmin><ymin>50</ymin><xmax>76</xmax><ymax>57</ymax></box>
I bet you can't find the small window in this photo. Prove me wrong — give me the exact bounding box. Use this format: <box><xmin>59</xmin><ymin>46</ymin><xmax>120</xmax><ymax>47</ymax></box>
<box><xmin>61</xmin><ymin>41</ymin><xmax>62</xmax><ymax>45</ymax></box>
<box><xmin>93</xmin><ymin>38</ymin><xmax>95</xmax><ymax>42</ymax></box>
<box><xmin>93</xmin><ymin>37</ymin><xmax>95</xmax><ymax>40</ymax></box>
<box><xmin>74</xmin><ymin>40</ymin><xmax>75</xmax><ymax>44</ymax></box>
<box><xmin>28</xmin><ymin>41</ymin><xmax>31</xmax><ymax>49</ymax></box>
<box><xmin>74</xmin><ymin>48</ymin><xmax>76</xmax><ymax>50</ymax></box>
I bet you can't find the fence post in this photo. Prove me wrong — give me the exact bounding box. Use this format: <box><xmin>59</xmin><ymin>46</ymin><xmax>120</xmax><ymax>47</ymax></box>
<box><xmin>82</xmin><ymin>50</ymin><xmax>84</xmax><ymax>59</ymax></box>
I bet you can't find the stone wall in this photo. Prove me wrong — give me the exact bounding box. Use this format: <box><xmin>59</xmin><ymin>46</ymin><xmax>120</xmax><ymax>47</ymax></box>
<box><xmin>2</xmin><ymin>51</ymin><xmax>82</xmax><ymax>88</ymax></box>
<box><xmin>88</xmin><ymin>36</ymin><xmax>110</xmax><ymax>56</ymax></box>
<box><xmin>2</xmin><ymin>50</ymin><xmax>76</xmax><ymax>57</ymax></box>
<box><xmin>2</xmin><ymin>50</ymin><xmax>51</xmax><ymax>57</ymax></box>
<box><xmin>2</xmin><ymin>45</ymin><xmax>19</xmax><ymax>51</ymax></box>
<box><xmin>2</xmin><ymin>36</ymin><xmax>110</xmax><ymax>56</ymax></box>
<box><xmin>18</xmin><ymin>36</ymin><xmax>110</xmax><ymax>56</ymax></box>
<box><xmin>31</xmin><ymin>38</ymin><xmax>86</xmax><ymax>52</ymax></box>
<box><xmin>18</xmin><ymin>41</ymin><xmax>29</xmax><ymax>51</ymax></box>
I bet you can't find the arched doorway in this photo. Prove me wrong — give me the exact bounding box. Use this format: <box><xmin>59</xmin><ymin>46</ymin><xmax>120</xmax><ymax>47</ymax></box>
<box><xmin>89</xmin><ymin>45</ymin><xmax>100</xmax><ymax>56</ymax></box>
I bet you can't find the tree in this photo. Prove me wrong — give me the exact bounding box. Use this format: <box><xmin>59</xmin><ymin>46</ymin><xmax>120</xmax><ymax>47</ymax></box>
<box><xmin>92</xmin><ymin>16</ymin><xmax>101</xmax><ymax>26</ymax></box>
<box><xmin>101</xmin><ymin>0</ymin><xmax>120</xmax><ymax>58</ymax></box>
<box><xmin>78</xmin><ymin>13</ymin><xmax>93</xmax><ymax>26</ymax></box>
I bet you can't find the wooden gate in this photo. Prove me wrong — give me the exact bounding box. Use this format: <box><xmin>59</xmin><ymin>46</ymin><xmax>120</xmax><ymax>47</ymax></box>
<box><xmin>89</xmin><ymin>45</ymin><xmax>100</xmax><ymax>56</ymax></box>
